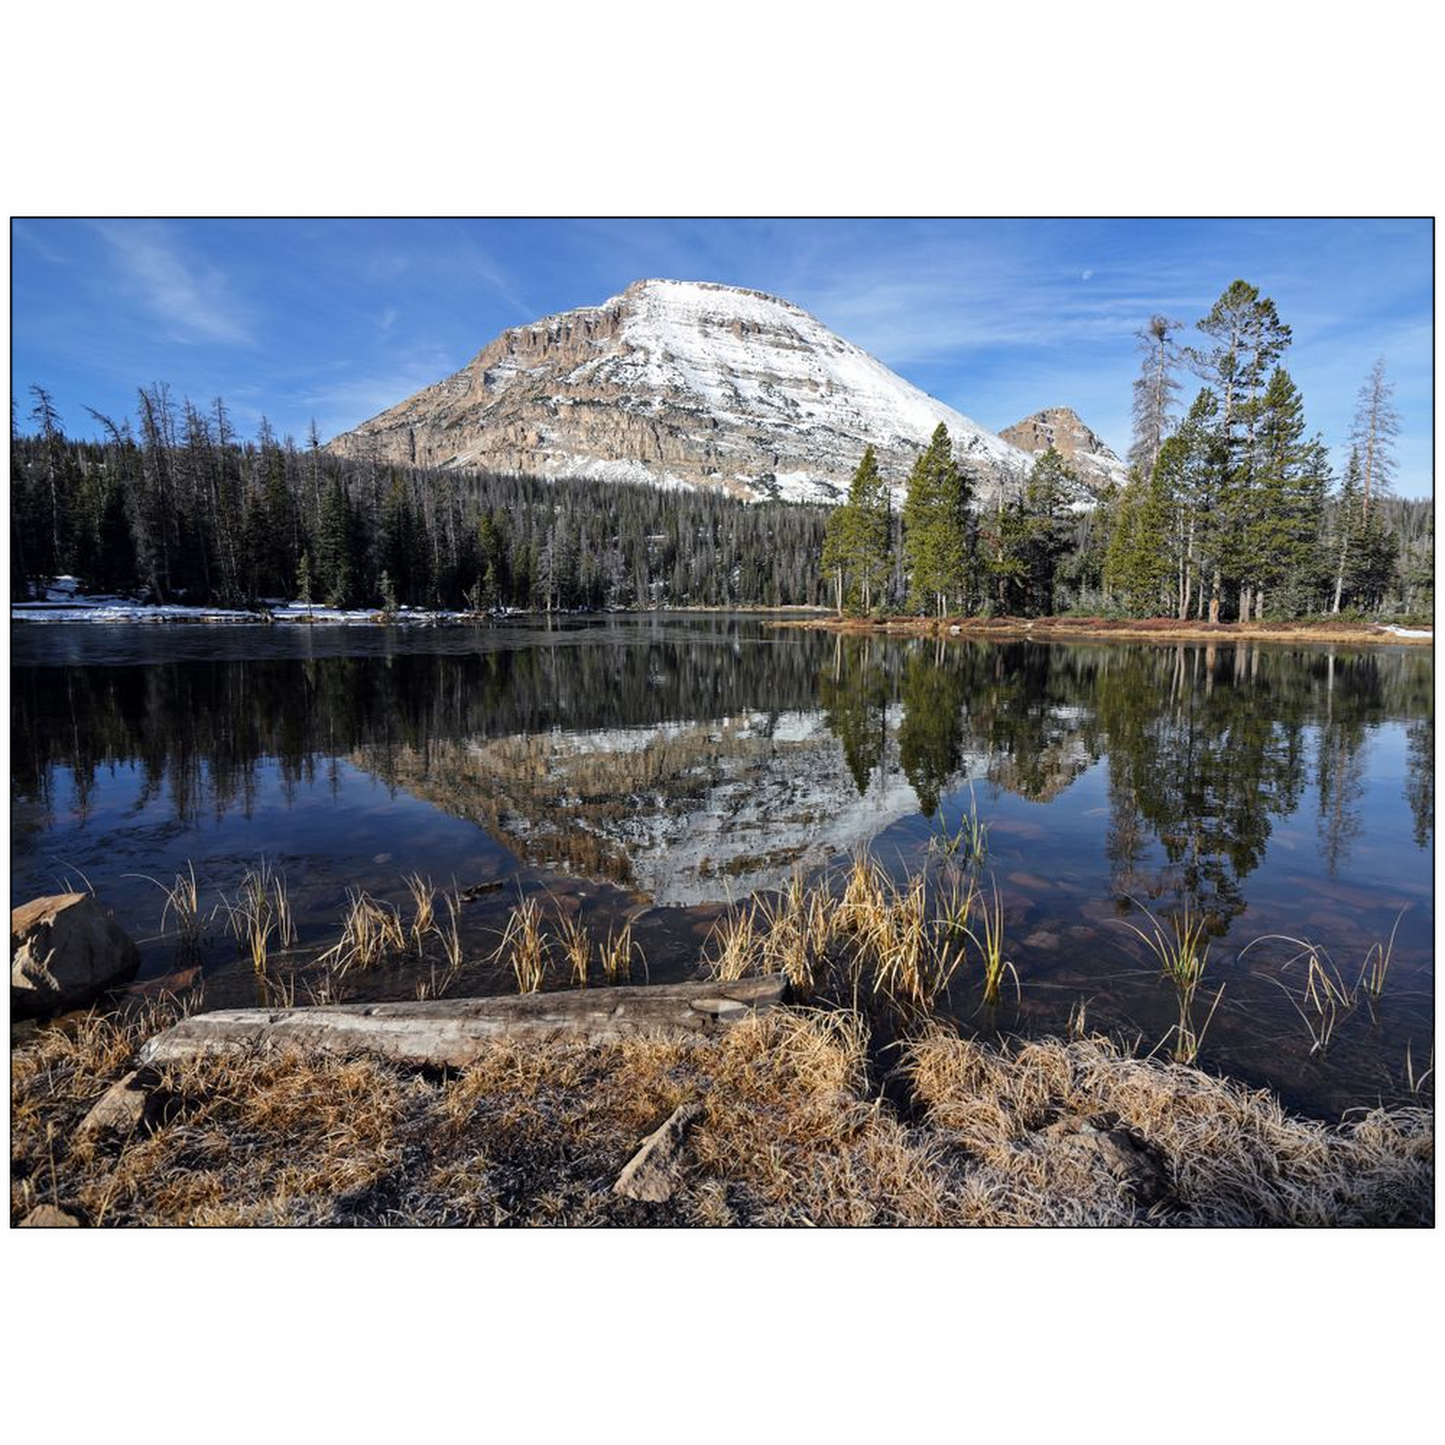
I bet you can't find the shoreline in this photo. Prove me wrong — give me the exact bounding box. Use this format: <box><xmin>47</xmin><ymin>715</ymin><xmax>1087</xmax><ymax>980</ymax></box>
<box><xmin>12</xmin><ymin>989</ymin><xmax>1431</xmax><ymax>1226</ymax></box>
<box><xmin>769</xmin><ymin>613</ymin><xmax>1434</xmax><ymax>647</ymax></box>
<box><xmin>11</xmin><ymin>866</ymin><xmax>1433</xmax><ymax>1226</ymax></box>
<box><xmin>11</xmin><ymin>599</ymin><xmax>833</xmax><ymax>627</ymax></box>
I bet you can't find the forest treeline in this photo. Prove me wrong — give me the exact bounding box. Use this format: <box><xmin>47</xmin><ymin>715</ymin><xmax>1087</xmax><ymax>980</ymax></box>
<box><xmin>823</xmin><ymin>280</ymin><xmax>1432</xmax><ymax>622</ymax></box>
<box><xmin>9</xmin><ymin>278</ymin><xmax>1432</xmax><ymax>618</ymax></box>
<box><xmin>9</xmin><ymin>390</ymin><xmax>829</xmax><ymax>610</ymax></box>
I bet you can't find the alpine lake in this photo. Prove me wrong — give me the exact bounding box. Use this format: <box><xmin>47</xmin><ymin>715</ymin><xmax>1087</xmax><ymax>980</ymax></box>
<box><xmin>11</xmin><ymin>615</ymin><xmax>1434</xmax><ymax>1120</ymax></box>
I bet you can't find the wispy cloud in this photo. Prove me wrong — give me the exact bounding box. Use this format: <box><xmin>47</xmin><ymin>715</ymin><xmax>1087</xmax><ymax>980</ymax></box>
<box><xmin>88</xmin><ymin>220</ymin><xmax>254</xmax><ymax>345</ymax></box>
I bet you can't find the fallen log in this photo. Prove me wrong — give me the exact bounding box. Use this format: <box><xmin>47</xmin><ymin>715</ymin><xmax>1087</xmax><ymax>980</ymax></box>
<box><xmin>137</xmin><ymin>974</ymin><xmax>787</xmax><ymax>1070</ymax></box>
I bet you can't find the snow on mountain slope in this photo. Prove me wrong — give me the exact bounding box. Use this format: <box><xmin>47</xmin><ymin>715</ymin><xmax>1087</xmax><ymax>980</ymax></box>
<box><xmin>328</xmin><ymin>279</ymin><xmax>1058</xmax><ymax>505</ymax></box>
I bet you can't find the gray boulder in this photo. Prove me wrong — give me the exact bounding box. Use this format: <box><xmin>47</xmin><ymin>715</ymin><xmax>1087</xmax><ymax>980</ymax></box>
<box><xmin>11</xmin><ymin>893</ymin><xmax>140</xmax><ymax>1018</ymax></box>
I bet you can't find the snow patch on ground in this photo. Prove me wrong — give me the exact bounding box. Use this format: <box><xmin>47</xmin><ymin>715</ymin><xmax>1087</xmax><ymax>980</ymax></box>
<box><xmin>12</xmin><ymin>588</ymin><xmax>480</xmax><ymax>627</ymax></box>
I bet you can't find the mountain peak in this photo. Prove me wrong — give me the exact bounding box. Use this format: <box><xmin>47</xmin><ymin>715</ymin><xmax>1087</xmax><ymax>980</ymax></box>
<box><xmin>329</xmin><ymin>283</ymin><xmax>1070</xmax><ymax>504</ymax></box>
<box><xmin>998</xmin><ymin>407</ymin><xmax>1127</xmax><ymax>491</ymax></box>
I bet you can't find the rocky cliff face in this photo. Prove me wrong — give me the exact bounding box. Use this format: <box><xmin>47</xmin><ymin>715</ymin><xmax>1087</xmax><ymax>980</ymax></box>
<box><xmin>329</xmin><ymin>279</ymin><xmax>1066</xmax><ymax>504</ymax></box>
<box><xmin>998</xmin><ymin>407</ymin><xmax>1128</xmax><ymax>492</ymax></box>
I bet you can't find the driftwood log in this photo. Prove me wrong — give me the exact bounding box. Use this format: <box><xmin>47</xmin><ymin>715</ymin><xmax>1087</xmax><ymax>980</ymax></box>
<box><xmin>137</xmin><ymin>974</ymin><xmax>787</xmax><ymax>1070</ymax></box>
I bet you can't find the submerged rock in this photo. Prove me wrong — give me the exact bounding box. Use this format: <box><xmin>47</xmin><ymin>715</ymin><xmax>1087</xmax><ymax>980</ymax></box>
<box><xmin>11</xmin><ymin>893</ymin><xmax>140</xmax><ymax>1019</ymax></box>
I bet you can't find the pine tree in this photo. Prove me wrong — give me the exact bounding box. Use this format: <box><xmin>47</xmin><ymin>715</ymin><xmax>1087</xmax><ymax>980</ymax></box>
<box><xmin>1187</xmin><ymin>281</ymin><xmax>1292</xmax><ymax>620</ymax></box>
<box><xmin>316</xmin><ymin>476</ymin><xmax>356</xmax><ymax>607</ymax></box>
<box><xmin>902</xmin><ymin>424</ymin><xmax>969</xmax><ymax>616</ymax></box>
<box><xmin>1247</xmin><ymin>369</ymin><xmax>1328</xmax><ymax>616</ymax></box>
<box><xmin>1104</xmin><ymin>463</ymin><xmax>1170</xmax><ymax>612</ymax></box>
<box><xmin>821</xmin><ymin>503</ymin><xmax>849</xmax><ymax>614</ymax></box>
<box><xmin>1017</xmin><ymin>446</ymin><xmax>1083</xmax><ymax>614</ymax></box>
<box><xmin>1129</xmin><ymin>315</ymin><xmax>1183</xmax><ymax>475</ymax></box>
<box><xmin>1170</xmin><ymin>388</ymin><xmax>1230</xmax><ymax>621</ymax></box>
<box><xmin>845</xmin><ymin>445</ymin><xmax>891</xmax><ymax>613</ymax></box>
<box><xmin>821</xmin><ymin>445</ymin><xmax>891</xmax><ymax>614</ymax></box>
<box><xmin>29</xmin><ymin>384</ymin><xmax>76</xmax><ymax>580</ymax></box>
<box><xmin>297</xmin><ymin>550</ymin><xmax>313</xmax><ymax>610</ymax></box>
<box><xmin>1349</xmin><ymin>358</ymin><xmax>1400</xmax><ymax>524</ymax></box>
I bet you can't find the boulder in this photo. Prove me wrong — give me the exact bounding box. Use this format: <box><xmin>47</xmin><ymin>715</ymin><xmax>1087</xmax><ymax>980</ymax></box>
<box><xmin>614</xmin><ymin>1101</ymin><xmax>703</xmax><ymax>1203</ymax></box>
<box><xmin>1040</xmin><ymin>1115</ymin><xmax>1169</xmax><ymax>1206</ymax></box>
<box><xmin>77</xmin><ymin>1069</ymin><xmax>157</xmax><ymax>1138</ymax></box>
<box><xmin>19</xmin><ymin>1204</ymin><xmax>82</xmax><ymax>1227</ymax></box>
<box><xmin>11</xmin><ymin>893</ymin><xmax>140</xmax><ymax>1019</ymax></box>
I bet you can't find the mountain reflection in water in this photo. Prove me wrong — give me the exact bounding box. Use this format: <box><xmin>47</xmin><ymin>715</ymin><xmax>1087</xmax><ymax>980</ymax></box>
<box><xmin>10</xmin><ymin>618</ymin><xmax>1433</xmax><ymax>1116</ymax></box>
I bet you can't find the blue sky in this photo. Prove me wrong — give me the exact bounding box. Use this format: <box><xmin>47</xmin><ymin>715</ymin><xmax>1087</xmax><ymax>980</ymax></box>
<box><xmin>11</xmin><ymin>218</ymin><xmax>1434</xmax><ymax>496</ymax></box>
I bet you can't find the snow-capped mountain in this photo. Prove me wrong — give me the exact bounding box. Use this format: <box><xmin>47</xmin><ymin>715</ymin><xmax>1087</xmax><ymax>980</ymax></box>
<box><xmin>329</xmin><ymin>278</ymin><xmax>1094</xmax><ymax>504</ymax></box>
<box><xmin>999</xmin><ymin>407</ymin><xmax>1129</xmax><ymax>492</ymax></box>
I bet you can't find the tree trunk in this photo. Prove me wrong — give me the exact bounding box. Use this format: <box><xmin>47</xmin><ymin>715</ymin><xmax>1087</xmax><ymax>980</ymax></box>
<box><xmin>137</xmin><ymin>975</ymin><xmax>789</xmax><ymax>1070</ymax></box>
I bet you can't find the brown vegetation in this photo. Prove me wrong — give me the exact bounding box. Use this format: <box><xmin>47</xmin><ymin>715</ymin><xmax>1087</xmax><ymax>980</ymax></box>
<box><xmin>773</xmin><ymin>614</ymin><xmax>1432</xmax><ymax>647</ymax></box>
<box><xmin>12</xmin><ymin>987</ymin><xmax>1431</xmax><ymax>1227</ymax></box>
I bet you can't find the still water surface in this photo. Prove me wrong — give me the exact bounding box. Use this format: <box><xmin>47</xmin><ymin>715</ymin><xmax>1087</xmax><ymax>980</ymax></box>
<box><xmin>11</xmin><ymin>616</ymin><xmax>1434</xmax><ymax>1117</ymax></box>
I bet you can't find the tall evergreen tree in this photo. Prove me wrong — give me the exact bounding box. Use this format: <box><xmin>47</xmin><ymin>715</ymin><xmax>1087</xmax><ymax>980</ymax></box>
<box><xmin>1187</xmin><ymin>280</ymin><xmax>1293</xmax><ymax>620</ymax></box>
<box><xmin>1018</xmin><ymin>446</ymin><xmax>1085</xmax><ymax>614</ymax></box>
<box><xmin>1129</xmin><ymin>315</ymin><xmax>1183</xmax><ymax>475</ymax></box>
<box><xmin>316</xmin><ymin>475</ymin><xmax>357</xmax><ymax>606</ymax></box>
<box><xmin>902</xmin><ymin>424</ymin><xmax>969</xmax><ymax>616</ymax></box>
<box><xmin>1246</xmin><ymin>369</ymin><xmax>1328</xmax><ymax>616</ymax></box>
<box><xmin>822</xmin><ymin>445</ymin><xmax>891</xmax><ymax>614</ymax></box>
<box><xmin>1349</xmin><ymin>358</ymin><xmax>1400</xmax><ymax>523</ymax></box>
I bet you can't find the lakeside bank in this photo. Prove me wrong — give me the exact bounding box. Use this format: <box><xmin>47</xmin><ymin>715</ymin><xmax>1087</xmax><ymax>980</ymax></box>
<box><xmin>771</xmin><ymin>613</ymin><xmax>1434</xmax><ymax>647</ymax></box>
<box><xmin>12</xmin><ymin>988</ymin><xmax>1431</xmax><ymax>1227</ymax></box>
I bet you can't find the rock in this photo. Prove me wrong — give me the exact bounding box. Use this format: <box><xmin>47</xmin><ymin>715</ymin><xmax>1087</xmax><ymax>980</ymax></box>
<box><xmin>19</xmin><ymin>1204</ymin><xmax>82</xmax><ymax>1227</ymax></box>
<box><xmin>77</xmin><ymin>1069</ymin><xmax>155</xmax><ymax>1137</ymax></box>
<box><xmin>613</xmin><ymin>1101</ymin><xmax>703</xmax><ymax>1203</ymax></box>
<box><xmin>1022</xmin><ymin>929</ymin><xmax>1062</xmax><ymax>952</ymax></box>
<box><xmin>1007</xmin><ymin>872</ymin><xmax>1054</xmax><ymax>891</ymax></box>
<box><xmin>998</xmin><ymin>407</ymin><xmax>1129</xmax><ymax>493</ymax></box>
<box><xmin>1041</xmin><ymin>1115</ymin><xmax>1169</xmax><ymax>1206</ymax></box>
<box><xmin>11</xmin><ymin>893</ymin><xmax>141</xmax><ymax>1019</ymax></box>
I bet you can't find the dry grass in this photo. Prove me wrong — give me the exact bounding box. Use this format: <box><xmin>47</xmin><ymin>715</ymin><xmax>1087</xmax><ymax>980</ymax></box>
<box><xmin>965</xmin><ymin>877</ymin><xmax>1016</xmax><ymax>1008</ymax></box>
<box><xmin>403</xmin><ymin>873</ymin><xmax>436</xmax><ymax>953</ymax></box>
<box><xmin>903</xmin><ymin>1030</ymin><xmax>1432</xmax><ymax>1226</ymax></box>
<box><xmin>219</xmin><ymin>861</ymin><xmax>296</xmax><ymax>976</ymax></box>
<box><xmin>1117</xmin><ymin>900</ymin><xmax>1219</xmax><ymax>1063</ymax></box>
<box><xmin>706</xmin><ymin>855</ymin><xmax>982</xmax><ymax>1018</ymax></box>
<box><xmin>493</xmin><ymin>898</ymin><xmax>550</xmax><ymax>993</ymax></box>
<box><xmin>931</xmin><ymin>787</ymin><xmax>989</xmax><ymax>866</ymax></box>
<box><xmin>555</xmin><ymin>913</ymin><xmax>593</xmax><ymax>988</ymax></box>
<box><xmin>415</xmin><ymin>891</ymin><xmax>467</xmax><ymax>1004</ymax></box>
<box><xmin>318</xmin><ymin>889</ymin><xmax>408</xmax><ymax>976</ymax></box>
<box><xmin>1359</xmin><ymin>912</ymin><xmax>1404</xmax><ymax>1003</ymax></box>
<box><xmin>1242</xmin><ymin>918</ymin><xmax>1408</xmax><ymax>1058</ymax></box>
<box><xmin>129</xmin><ymin>863</ymin><xmax>206</xmax><ymax>959</ymax></box>
<box><xmin>600</xmin><ymin>918</ymin><xmax>642</xmax><ymax>985</ymax></box>
<box><xmin>11</xmin><ymin>995</ymin><xmax>1430</xmax><ymax>1227</ymax></box>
